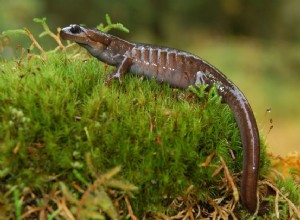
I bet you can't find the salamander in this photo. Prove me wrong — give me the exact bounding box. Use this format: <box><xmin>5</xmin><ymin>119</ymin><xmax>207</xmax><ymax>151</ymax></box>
<box><xmin>60</xmin><ymin>24</ymin><xmax>260</xmax><ymax>213</ymax></box>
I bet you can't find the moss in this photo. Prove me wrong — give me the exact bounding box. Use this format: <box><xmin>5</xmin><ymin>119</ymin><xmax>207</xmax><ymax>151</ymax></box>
<box><xmin>0</xmin><ymin>52</ymin><xmax>298</xmax><ymax>219</ymax></box>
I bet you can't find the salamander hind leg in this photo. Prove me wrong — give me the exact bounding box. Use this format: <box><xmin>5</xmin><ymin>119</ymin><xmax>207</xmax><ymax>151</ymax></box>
<box><xmin>105</xmin><ymin>56</ymin><xmax>132</xmax><ymax>85</ymax></box>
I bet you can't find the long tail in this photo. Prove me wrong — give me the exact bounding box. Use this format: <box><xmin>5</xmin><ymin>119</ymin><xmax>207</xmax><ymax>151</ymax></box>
<box><xmin>222</xmin><ymin>85</ymin><xmax>260</xmax><ymax>213</ymax></box>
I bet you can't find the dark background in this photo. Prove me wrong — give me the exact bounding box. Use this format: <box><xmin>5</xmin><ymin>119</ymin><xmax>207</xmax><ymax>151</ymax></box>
<box><xmin>2</xmin><ymin>0</ymin><xmax>300</xmax><ymax>42</ymax></box>
<box><xmin>1</xmin><ymin>0</ymin><xmax>299</xmax><ymax>155</ymax></box>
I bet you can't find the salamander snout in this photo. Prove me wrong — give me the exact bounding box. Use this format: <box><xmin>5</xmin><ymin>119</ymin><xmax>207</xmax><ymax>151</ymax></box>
<box><xmin>70</xmin><ymin>24</ymin><xmax>82</xmax><ymax>34</ymax></box>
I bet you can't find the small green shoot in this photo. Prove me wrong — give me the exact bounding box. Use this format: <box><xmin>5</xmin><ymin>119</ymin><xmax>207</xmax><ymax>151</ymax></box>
<box><xmin>73</xmin><ymin>169</ymin><xmax>89</xmax><ymax>186</ymax></box>
<box><xmin>2</xmin><ymin>29</ymin><xmax>27</xmax><ymax>36</ymax></box>
<box><xmin>13</xmin><ymin>188</ymin><xmax>22</xmax><ymax>220</ymax></box>
<box><xmin>189</xmin><ymin>83</ymin><xmax>222</xmax><ymax>105</ymax></box>
<box><xmin>97</xmin><ymin>13</ymin><xmax>130</xmax><ymax>33</ymax></box>
<box><xmin>47</xmin><ymin>209</ymin><xmax>61</xmax><ymax>220</ymax></box>
<box><xmin>189</xmin><ymin>83</ymin><xmax>208</xmax><ymax>99</ymax></box>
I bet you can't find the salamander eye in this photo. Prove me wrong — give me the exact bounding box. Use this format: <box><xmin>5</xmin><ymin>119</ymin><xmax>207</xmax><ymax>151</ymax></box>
<box><xmin>70</xmin><ymin>24</ymin><xmax>82</xmax><ymax>34</ymax></box>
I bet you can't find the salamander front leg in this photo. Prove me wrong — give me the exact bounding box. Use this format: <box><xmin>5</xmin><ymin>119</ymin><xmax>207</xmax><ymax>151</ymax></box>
<box><xmin>105</xmin><ymin>56</ymin><xmax>132</xmax><ymax>85</ymax></box>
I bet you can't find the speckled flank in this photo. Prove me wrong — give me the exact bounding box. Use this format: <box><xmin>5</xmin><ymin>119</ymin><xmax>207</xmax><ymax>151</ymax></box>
<box><xmin>60</xmin><ymin>24</ymin><xmax>260</xmax><ymax>213</ymax></box>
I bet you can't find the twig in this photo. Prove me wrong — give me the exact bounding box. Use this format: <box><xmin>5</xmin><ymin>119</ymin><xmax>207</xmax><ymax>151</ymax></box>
<box><xmin>125</xmin><ymin>195</ymin><xmax>138</xmax><ymax>220</ymax></box>
<box><xmin>33</xmin><ymin>18</ymin><xmax>64</xmax><ymax>50</ymax></box>
<box><xmin>219</xmin><ymin>156</ymin><xmax>239</xmax><ymax>203</ymax></box>
<box><xmin>200</xmin><ymin>152</ymin><xmax>216</xmax><ymax>167</ymax></box>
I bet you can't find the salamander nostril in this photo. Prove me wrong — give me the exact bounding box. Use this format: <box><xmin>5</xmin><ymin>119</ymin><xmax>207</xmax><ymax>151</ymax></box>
<box><xmin>70</xmin><ymin>24</ymin><xmax>81</xmax><ymax>34</ymax></box>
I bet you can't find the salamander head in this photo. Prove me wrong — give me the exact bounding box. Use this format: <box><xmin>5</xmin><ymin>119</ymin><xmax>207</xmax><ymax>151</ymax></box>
<box><xmin>60</xmin><ymin>24</ymin><xmax>111</xmax><ymax>48</ymax></box>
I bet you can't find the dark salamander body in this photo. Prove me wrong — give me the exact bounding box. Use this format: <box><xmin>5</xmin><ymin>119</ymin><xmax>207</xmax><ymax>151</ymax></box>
<box><xmin>60</xmin><ymin>24</ymin><xmax>260</xmax><ymax>213</ymax></box>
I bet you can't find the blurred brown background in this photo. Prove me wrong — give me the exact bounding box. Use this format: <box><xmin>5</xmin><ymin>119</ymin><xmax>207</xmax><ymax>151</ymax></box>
<box><xmin>1</xmin><ymin>0</ymin><xmax>299</xmax><ymax>155</ymax></box>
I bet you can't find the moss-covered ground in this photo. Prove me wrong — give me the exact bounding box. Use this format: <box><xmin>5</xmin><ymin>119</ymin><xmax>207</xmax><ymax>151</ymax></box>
<box><xmin>0</xmin><ymin>26</ymin><xmax>299</xmax><ymax>219</ymax></box>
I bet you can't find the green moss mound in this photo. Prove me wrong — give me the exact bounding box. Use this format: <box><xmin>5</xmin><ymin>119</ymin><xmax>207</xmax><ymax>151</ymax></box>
<box><xmin>0</xmin><ymin>53</ymin><xmax>281</xmax><ymax>219</ymax></box>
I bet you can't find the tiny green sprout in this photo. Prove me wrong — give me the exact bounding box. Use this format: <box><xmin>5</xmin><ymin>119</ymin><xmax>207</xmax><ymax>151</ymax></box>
<box><xmin>2</xmin><ymin>29</ymin><xmax>27</xmax><ymax>36</ymax></box>
<box><xmin>189</xmin><ymin>83</ymin><xmax>209</xmax><ymax>99</ymax></box>
<box><xmin>33</xmin><ymin>17</ymin><xmax>51</xmax><ymax>38</ymax></box>
<box><xmin>33</xmin><ymin>17</ymin><xmax>47</xmax><ymax>24</ymax></box>
<box><xmin>105</xmin><ymin>13</ymin><xmax>112</xmax><ymax>25</ymax></box>
<box><xmin>13</xmin><ymin>188</ymin><xmax>22</xmax><ymax>220</ymax></box>
<box><xmin>73</xmin><ymin>169</ymin><xmax>89</xmax><ymax>186</ymax></box>
<box><xmin>71</xmin><ymin>161</ymin><xmax>84</xmax><ymax>169</ymax></box>
<box><xmin>47</xmin><ymin>209</ymin><xmax>61</xmax><ymax>220</ymax></box>
<box><xmin>96</xmin><ymin>13</ymin><xmax>129</xmax><ymax>33</ymax></box>
<box><xmin>207</xmin><ymin>85</ymin><xmax>222</xmax><ymax>105</ymax></box>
